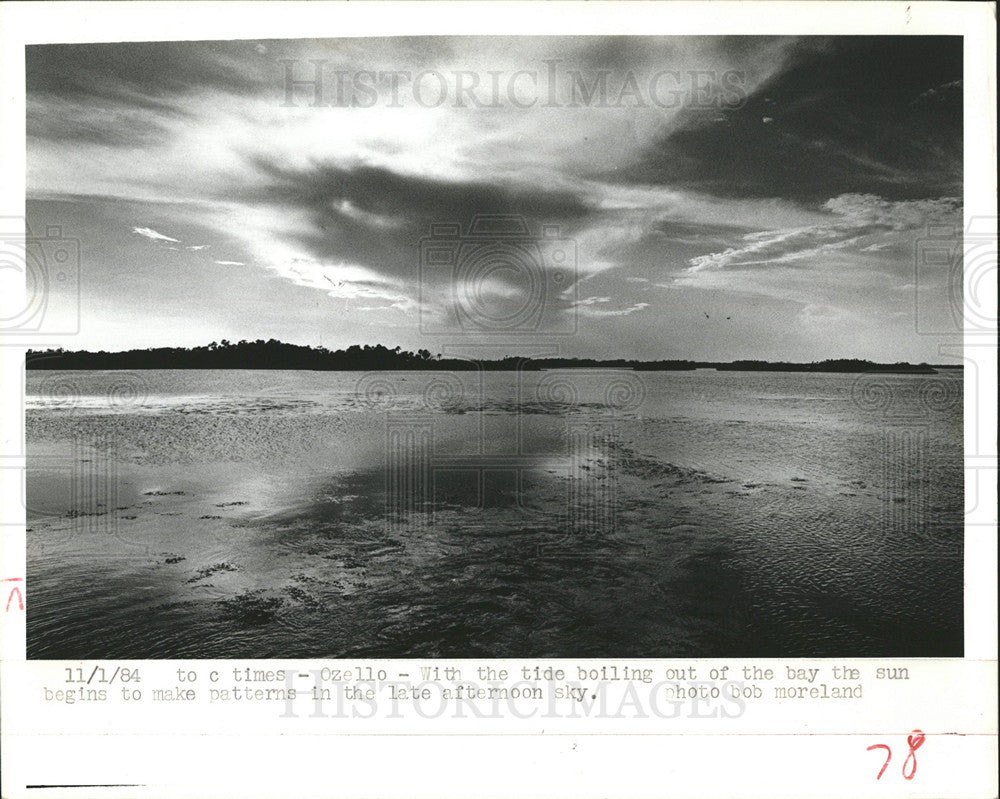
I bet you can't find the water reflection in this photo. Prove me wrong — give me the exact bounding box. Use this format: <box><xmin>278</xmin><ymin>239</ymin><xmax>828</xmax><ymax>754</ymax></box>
<box><xmin>26</xmin><ymin>369</ymin><xmax>963</xmax><ymax>658</ymax></box>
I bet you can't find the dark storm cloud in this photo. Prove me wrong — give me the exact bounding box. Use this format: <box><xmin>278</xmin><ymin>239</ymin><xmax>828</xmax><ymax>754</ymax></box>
<box><xmin>576</xmin><ymin>36</ymin><xmax>663</xmax><ymax>72</ymax></box>
<box><xmin>576</xmin><ymin>34</ymin><xmax>789</xmax><ymax>73</ymax></box>
<box><xmin>26</xmin><ymin>41</ymin><xmax>271</xmax><ymax>103</ymax></box>
<box><xmin>26</xmin><ymin>101</ymin><xmax>171</xmax><ymax>147</ymax></box>
<box><xmin>25</xmin><ymin>40</ymin><xmax>262</xmax><ymax>147</ymax></box>
<box><xmin>248</xmin><ymin>158</ymin><xmax>592</xmax><ymax>223</ymax></box>
<box><xmin>241</xmin><ymin>157</ymin><xmax>595</xmax><ymax>279</ymax></box>
<box><xmin>25</xmin><ymin>36</ymin><xmax>462</xmax><ymax>112</ymax></box>
<box><xmin>609</xmin><ymin>37</ymin><xmax>962</xmax><ymax>201</ymax></box>
<box><xmin>651</xmin><ymin>218</ymin><xmax>754</xmax><ymax>243</ymax></box>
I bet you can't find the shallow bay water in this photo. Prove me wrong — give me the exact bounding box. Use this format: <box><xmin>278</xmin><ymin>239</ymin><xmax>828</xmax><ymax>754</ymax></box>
<box><xmin>25</xmin><ymin>368</ymin><xmax>964</xmax><ymax>658</ymax></box>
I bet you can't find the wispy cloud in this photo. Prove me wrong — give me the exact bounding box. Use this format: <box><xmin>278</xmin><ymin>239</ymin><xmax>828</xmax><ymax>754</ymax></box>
<box><xmin>687</xmin><ymin>193</ymin><xmax>960</xmax><ymax>273</ymax></box>
<box><xmin>132</xmin><ymin>226</ymin><xmax>179</xmax><ymax>242</ymax></box>
<box><xmin>572</xmin><ymin>296</ymin><xmax>650</xmax><ymax>317</ymax></box>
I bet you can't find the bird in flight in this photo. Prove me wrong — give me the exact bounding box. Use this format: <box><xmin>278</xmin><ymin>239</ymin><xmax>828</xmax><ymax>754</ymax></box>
<box><xmin>703</xmin><ymin>312</ymin><xmax>710</xmax><ymax>319</ymax></box>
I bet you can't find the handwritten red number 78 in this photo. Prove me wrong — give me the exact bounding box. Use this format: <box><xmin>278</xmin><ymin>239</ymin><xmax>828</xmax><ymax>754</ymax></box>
<box><xmin>867</xmin><ymin>730</ymin><xmax>925</xmax><ymax>781</ymax></box>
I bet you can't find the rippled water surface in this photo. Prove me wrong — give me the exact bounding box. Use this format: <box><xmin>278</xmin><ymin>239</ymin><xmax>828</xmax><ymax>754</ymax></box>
<box><xmin>26</xmin><ymin>368</ymin><xmax>964</xmax><ymax>658</ymax></box>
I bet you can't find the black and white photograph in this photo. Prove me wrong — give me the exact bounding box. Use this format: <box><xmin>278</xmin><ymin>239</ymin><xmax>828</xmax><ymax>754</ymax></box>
<box><xmin>20</xmin><ymin>33</ymin><xmax>970</xmax><ymax>661</ymax></box>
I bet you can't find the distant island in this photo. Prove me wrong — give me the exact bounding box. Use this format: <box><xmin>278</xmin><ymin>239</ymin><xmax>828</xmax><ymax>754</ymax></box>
<box><xmin>24</xmin><ymin>340</ymin><xmax>953</xmax><ymax>374</ymax></box>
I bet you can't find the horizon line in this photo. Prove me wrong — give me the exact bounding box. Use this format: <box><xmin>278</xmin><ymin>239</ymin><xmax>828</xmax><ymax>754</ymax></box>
<box><xmin>24</xmin><ymin>341</ymin><xmax>962</xmax><ymax>370</ymax></box>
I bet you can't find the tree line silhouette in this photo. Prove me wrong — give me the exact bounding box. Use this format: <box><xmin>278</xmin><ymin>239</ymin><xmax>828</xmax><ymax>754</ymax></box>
<box><xmin>25</xmin><ymin>339</ymin><xmax>943</xmax><ymax>373</ymax></box>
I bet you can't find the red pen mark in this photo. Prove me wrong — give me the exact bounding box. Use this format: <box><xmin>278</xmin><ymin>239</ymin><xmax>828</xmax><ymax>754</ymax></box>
<box><xmin>868</xmin><ymin>731</ymin><xmax>926</xmax><ymax>781</ymax></box>
<box><xmin>3</xmin><ymin>578</ymin><xmax>25</xmax><ymax>612</ymax></box>
<box><xmin>903</xmin><ymin>730</ymin><xmax>925</xmax><ymax>780</ymax></box>
<box><xmin>866</xmin><ymin>744</ymin><xmax>892</xmax><ymax>780</ymax></box>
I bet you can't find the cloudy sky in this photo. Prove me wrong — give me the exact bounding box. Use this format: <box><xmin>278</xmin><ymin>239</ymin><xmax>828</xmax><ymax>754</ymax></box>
<box><xmin>26</xmin><ymin>36</ymin><xmax>963</xmax><ymax>361</ymax></box>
